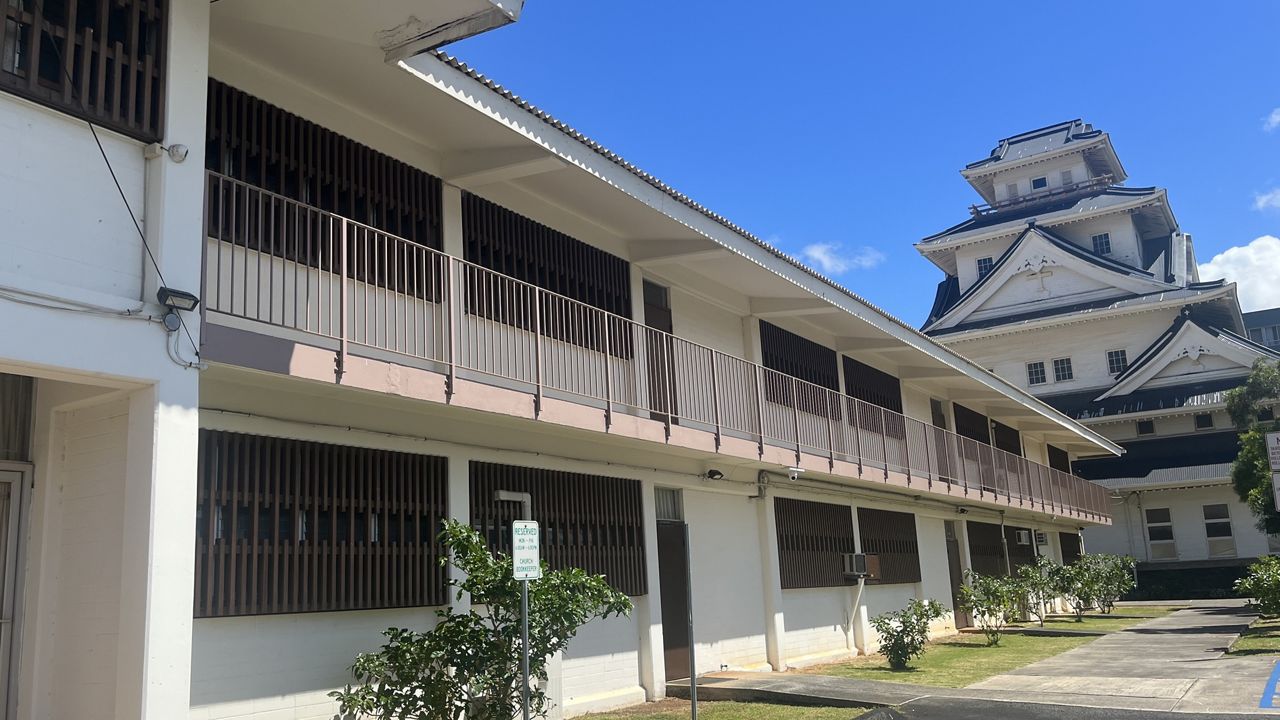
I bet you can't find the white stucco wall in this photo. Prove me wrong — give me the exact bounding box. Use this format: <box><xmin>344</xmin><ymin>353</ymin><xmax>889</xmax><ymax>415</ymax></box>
<box><xmin>1086</xmin><ymin>483</ymin><xmax>1269</xmax><ymax>563</ymax></box>
<box><xmin>560</xmin><ymin>610</ymin><xmax>644</xmax><ymax>716</ymax></box>
<box><xmin>781</xmin><ymin>587</ymin><xmax>853</xmax><ymax>664</ymax></box>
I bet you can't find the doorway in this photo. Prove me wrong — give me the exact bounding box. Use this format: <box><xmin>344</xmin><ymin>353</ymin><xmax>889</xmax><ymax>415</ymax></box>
<box><xmin>643</xmin><ymin>280</ymin><xmax>678</xmax><ymax>423</ymax></box>
<box><xmin>944</xmin><ymin>520</ymin><xmax>971</xmax><ymax>628</ymax></box>
<box><xmin>656</xmin><ymin>521</ymin><xmax>690</xmax><ymax>680</ymax></box>
<box><xmin>0</xmin><ymin>466</ymin><xmax>26</xmax><ymax>718</ymax></box>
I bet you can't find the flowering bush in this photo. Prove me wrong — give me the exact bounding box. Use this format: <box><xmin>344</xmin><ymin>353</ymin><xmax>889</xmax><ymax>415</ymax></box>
<box><xmin>869</xmin><ymin>599</ymin><xmax>947</xmax><ymax>670</ymax></box>
<box><xmin>1236</xmin><ymin>555</ymin><xmax>1280</xmax><ymax>616</ymax></box>
<box><xmin>958</xmin><ymin>570</ymin><xmax>1022</xmax><ymax>646</ymax></box>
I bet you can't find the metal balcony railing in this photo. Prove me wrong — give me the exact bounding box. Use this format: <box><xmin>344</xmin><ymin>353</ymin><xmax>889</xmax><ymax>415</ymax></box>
<box><xmin>968</xmin><ymin>174</ymin><xmax>1116</xmax><ymax>218</ymax></box>
<box><xmin>201</xmin><ymin>171</ymin><xmax>1111</xmax><ymax>521</ymax></box>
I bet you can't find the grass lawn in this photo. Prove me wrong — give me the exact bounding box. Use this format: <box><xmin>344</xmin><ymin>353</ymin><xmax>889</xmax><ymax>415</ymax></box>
<box><xmin>1229</xmin><ymin>617</ymin><xmax>1280</xmax><ymax>656</ymax></box>
<box><xmin>582</xmin><ymin>700</ymin><xmax>862</xmax><ymax>720</ymax></box>
<box><xmin>802</xmin><ymin>632</ymin><xmax>1094</xmax><ymax>688</ymax></box>
<box><xmin>1025</xmin><ymin>605</ymin><xmax>1181</xmax><ymax>632</ymax></box>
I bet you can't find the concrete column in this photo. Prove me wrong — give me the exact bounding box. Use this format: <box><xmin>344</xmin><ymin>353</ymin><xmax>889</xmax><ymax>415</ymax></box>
<box><xmin>635</xmin><ymin>480</ymin><xmax>666</xmax><ymax>699</ymax></box>
<box><xmin>441</xmin><ymin>184</ymin><xmax>465</xmax><ymax>258</ymax></box>
<box><xmin>741</xmin><ymin>316</ymin><xmax>762</xmax><ymax>364</ymax></box>
<box><xmin>115</xmin><ymin>376</ymin><xmax>200</xmax><ymax>719</ymax></box>
<box><xmin>446</xmin><ymin>450</ymin><xmax>471</xmax><ymax>615</ymax></box>
<box><xmin>756</xmin><ymin>494</ymin><xmax>787</xmax><ymax>671</ymax></box>
<box><xmin>629</xmin><ymin>264</ymin><xmax>646</xmax><ymax>324</ymax></box>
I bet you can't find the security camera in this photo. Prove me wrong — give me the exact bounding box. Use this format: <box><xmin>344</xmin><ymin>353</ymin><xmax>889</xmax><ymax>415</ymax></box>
<box><xmin>703</xmin><ymin>469</ymin><xmax>724</xmax><ymax>480</ymax></box>
<box><xmin>786</xmin><ymin>466</ymin><xmax>803</xmax><ymax>481</ymax></box>
<box><xmin>956</xmin><ymin>507</ymin><xmax>969</xmax><ymax>515</ymax></box>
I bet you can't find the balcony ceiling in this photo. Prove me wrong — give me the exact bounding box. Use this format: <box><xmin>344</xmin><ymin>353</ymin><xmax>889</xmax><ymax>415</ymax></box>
<box><xmin>207</xmin><ymin>8</ymin><xmax>1119</xmax><ymax>458</ymax></box>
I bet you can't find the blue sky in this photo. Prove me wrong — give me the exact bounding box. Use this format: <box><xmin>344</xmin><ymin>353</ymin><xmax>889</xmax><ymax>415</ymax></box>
<box><xmin>451</xmin><ymin>2</ymin><xmax>1280</xmax><ymax>323</ymax></box>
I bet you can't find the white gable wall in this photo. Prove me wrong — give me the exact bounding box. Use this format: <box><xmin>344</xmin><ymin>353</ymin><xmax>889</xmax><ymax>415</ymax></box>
<box><xmin>991</xmin><ymin>156</ymin><xmax>1089</xmax><ymax>203</ymax></box>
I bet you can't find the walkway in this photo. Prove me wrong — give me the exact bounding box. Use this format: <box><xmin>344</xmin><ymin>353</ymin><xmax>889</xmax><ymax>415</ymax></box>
<box><xmin>670</xmin><ymin>600</ymin><xmax>1279</xmax><ymax>715</ymax></box>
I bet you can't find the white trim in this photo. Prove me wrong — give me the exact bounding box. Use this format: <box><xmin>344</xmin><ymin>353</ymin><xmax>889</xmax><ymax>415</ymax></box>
<box><xmin>1097</xmin><ymin>321</ymin><xmax>1265</xmax><ymax>400</ymax></box>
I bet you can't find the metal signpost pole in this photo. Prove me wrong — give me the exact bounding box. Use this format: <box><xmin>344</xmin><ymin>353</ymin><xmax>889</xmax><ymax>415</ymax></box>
<box><xmin>521</xmin><ymin>577</ymin><xmax>530</xmax><ymax>720</ymax></box>
<box><xmin>502</xmin><ymin>490</ymin><xmax>537</xmax><ymax>720</ymax></box>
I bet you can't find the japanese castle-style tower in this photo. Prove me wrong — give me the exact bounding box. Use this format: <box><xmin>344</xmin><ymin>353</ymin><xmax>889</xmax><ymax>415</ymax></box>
<box><xmin>917</xmin><ymin>120</ymin><xmax>1280</xmax><ymax>595</ymax></box>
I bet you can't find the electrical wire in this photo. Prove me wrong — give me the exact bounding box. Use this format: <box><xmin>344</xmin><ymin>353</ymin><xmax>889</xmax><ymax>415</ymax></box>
<box><xmin>32</xmin><ymin>0</ymin><xmax>201</xmax><ymax>360</ymax></box>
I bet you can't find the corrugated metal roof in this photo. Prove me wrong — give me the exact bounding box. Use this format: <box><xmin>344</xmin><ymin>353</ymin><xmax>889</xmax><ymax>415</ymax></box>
<box><xmin>1096</xmin><ymin>463</ymin><xmax>1232</xmax><ymax>490</ymax></box>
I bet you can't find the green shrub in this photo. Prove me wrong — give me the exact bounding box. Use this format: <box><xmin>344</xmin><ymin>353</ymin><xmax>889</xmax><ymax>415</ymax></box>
<box><xmin>869</xmin><ymin>599</ymin><xmax>947</xmax><ymax>670</ymax></box>
<box><xmin>959</xmin><ymin>571</ymin><xmax>1021</xmax><ymax>645</ymax></box>
<box><xmin>331</xmin><ymin>519</ymin><xmax>632</xmax><ymax>720</ymax></box>
<box><xmin>1094</xmin><ymin>554</ymin><xmax>1137</xmax><ymax>613</ymax></box>
<box><xmin>1016</xmin><ymin>556</ymin><xmax>1057</xmax><ymax>626</ymax></box>
<box><xmin>1236</xmin><ymin>555</ymin><xmax>1280</xmax><ymax>616</ymax></box>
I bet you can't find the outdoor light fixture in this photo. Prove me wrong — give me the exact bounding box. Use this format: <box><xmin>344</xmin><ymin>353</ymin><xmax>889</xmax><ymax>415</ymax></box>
<box><xmin>157</xmin><ymin>287</ymin><xmax>200</xmax><ymax>332</ymax></box>
<box><xmin>956</xmin><ymin>507</ymin><xmax>969</xmax><ymax>515</ymax></box>
<box><xmin>785</xmin><ymin>466</ymin><xmax>804</xmax><ymax>481</ymax></box>
<box><xmin>702</xmin><ymin>469</ymin><xmax>724</xmax><ymax>480</ymax></box>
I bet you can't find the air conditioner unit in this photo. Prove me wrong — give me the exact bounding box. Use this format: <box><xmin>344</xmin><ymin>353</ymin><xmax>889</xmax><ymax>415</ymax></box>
<box><xmin>842</xmin><ymin>552</ymin><xmax>870</xmax><ymax>581</ymax></box>
<box><xmin>1034</xmin><ymin>531</ymin><xmax>1049</xmax><ymax>546</ymax></box>
<box><xmin>1015</xmin><ymin>529</ymin><xmax>1033</xmax><ymax>546</ymax></box>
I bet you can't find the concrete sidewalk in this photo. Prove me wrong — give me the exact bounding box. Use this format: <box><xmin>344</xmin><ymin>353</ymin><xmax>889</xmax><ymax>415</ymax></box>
<box><xmin>669</xmin><ymin>600</ymin><xmax>1279</xmax><ymax>715</ymax></box>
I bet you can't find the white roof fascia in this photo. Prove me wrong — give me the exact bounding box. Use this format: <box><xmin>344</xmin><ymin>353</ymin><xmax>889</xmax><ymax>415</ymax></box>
<box><xmin>1096</xmin><ymin>321</ymin><xmax>1264</xmax><ymax>400</ymax></box>
<box><xmin>397</xmin><ymin>53</ymin><xmax>1123</xmax><ymax>457</ymax></box>
<box><xmin>960</xmin><ymin>135</ymin><xmax>1110</xmax><ymax>180</ymax></box>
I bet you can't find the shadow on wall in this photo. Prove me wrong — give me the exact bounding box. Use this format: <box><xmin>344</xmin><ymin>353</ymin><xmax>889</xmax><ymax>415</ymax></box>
<box><xmin>189</xmin><ymin>608</ymin><xmax>438</xmax><ymax>709</ymax></box>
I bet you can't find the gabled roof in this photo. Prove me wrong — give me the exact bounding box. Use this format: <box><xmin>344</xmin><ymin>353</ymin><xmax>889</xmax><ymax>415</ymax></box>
<box><xmin>964</xmin><ymin>119</ymin><xmax>1105</xmax><ymax>171</ymax></box>
<box><xmin>1073</xmin><ymin>431</ymin><xmax>1240</xmax><ymax>480</ymax></box>
<box><xmin>926</xmin><ymin>280</ymin><xmax>1233</xmax><ymax>337</ymax></box>
<box><xmin>1042</xmin><ymin>376</ymin><xmax>1242</xmax><ymax>421</ymax></box>
<box><xmin>1096</xmin><ymin>310</ymin><xmax>1280</xmax><ymax>400</ymax></box>
<box><xmin>919</xmin><ymin>186</ymin><xmax>1164</xmax><ymax>246</ymax></box>
<box><xmin>922</xmin><ymin>223</ymin><xmax>1177</xmax><ymax>333</ymax></box>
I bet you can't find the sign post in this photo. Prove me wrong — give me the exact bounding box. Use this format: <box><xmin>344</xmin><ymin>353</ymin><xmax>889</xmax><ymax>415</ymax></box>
<box><xmin>512</xmin><ymin>519</ymin><xmax>541</xmax><ymax>720</ymax></box>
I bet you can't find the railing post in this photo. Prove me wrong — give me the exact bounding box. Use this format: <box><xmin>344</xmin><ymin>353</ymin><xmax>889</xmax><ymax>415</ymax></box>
<box><xmin>664</xmin><ymin>334</ymin><xmax>674</xmax><ymax>441</ymax></box>
<box><xmin>602</xmin><ymin>313</ymin><xmax>612</xmax><ymax>430</ymax></box>
<box><xmin>958</xmin><ymin>437</ymin><xmax>969</xmax><ymax>496</ymax></box>
<box><xmin>533</xmin><ymin>286</ymin><xmax>543</xmax><ymax>417</ymax></box>
<box><xmin>790</xmin><ymin>376</ymin><xmax>802</xmax><ymax>465</ymax></box>
<box><xmin>445</xmin><ymin>256</ymin><xmax>457</xmax><ymax>400</ymax></box>
<box><xmin>709</xmin><ymin>351</ymin><xmax>721</xmax><ymax>450</ymax></box>
<box><xmin>903</xmin><ymin>418</ymin><xmax>912</xmax><ymax>486</ymax></box>
<box><xmin>852</xmin><ymin>398</ymin><xmax>862</xmax><ymax>476</ymax></box>
<box><xmin>922</xmin><ymin>423</ymin><xmax>932</xmax><ymax>491</ymax></box>
<box><xmin>200</xmin><ymin>172</ymin><xmax>210</xmax><ymax>350</ymax></box>
<box><xmin>754</xmin><ymin>366</ymin><xmax>766</xmax><ymax>458</ymax></box>
<box><xmin>337</xmin><ymin>217</ymin><xmax>348</xmax><ymax>382</ymax></box>
<box><xmin>824</xmin><ymin>390</ymin><xmax>835</xmax><ymax>471</ymax></box>
<box><xmin>879</xmin><ymin>406</ymin><xmax>889</xmax><ymax>480</ymax></box>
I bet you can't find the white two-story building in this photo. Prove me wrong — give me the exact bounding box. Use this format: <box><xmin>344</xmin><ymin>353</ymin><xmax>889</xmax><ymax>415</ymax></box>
<box><xmin>917</xmin><ymin>120</ymin><xmax>1279</xmax><ymax>598</ymax></box>
<box><xmin>0</xmin><ymin>5</ymin><xmax>1117</xmax><ymax>718</ymax></box>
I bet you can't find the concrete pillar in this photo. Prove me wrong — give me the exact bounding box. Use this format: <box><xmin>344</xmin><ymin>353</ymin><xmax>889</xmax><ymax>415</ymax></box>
<box><xmin>441</xmin><ymin>184</ymin><xmax>465</xmax><ymax>258</ymax></box>
<box><xmin>635</xmin><ymin>480</ymin><xmax>666</xmax><ymax>699</ymax></box>
<box><xmin>741</xmin><ymin>316</ymin><xmax>762</xmax><ymax>364</ymax></box>
<box><xmin>115</xmin><ymin>376</ymin><xmax>200</xmax><ymax>719</ymax></box>
<box><xmin>446</xmin><ymin>451</ymin><xmax>471</xmax><ymax>615</ymax></box>
<box><xmin>756</xmin><ymin>494</ymin><xmax>787</xmax><ymax>671</ymax></box>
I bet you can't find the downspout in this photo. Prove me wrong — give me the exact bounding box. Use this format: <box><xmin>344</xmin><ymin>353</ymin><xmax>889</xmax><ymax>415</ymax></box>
<box><xmin>999</xmin><ymin>510</ymin><xmax>1011</xmax><ymax>576</ymax></box>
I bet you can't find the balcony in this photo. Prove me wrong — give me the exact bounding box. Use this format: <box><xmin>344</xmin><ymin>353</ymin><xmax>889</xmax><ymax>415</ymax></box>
<box><xmin>969</xmin><ymin>174</ymin><xmax>1116</xmax><ymax>218</ymax></box>
<box><xmin>201</xmin><ymin>171</ymin><xmax>1111</xmax><ymax>522</ymax></box>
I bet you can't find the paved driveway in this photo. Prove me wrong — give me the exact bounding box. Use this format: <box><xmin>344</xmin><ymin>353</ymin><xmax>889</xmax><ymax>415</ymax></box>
<box><xmin>968</xmin><ymin>599</ymin><xmax>1278</xmax><ymax>714</ymax></box>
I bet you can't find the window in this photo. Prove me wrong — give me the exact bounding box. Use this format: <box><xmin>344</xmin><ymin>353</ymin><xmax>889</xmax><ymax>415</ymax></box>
<box><xmin>953</xmin><ymin>404</ymin><xmax>991</xmax><ymax>445</ymax></box>
<box><xmin>1031</xmin><ymin>176</ymin><xmax>1048</xmax><ymax>190</ymax></box>
<box><xmin>1203</xmin><ymin>504</ymin><xmax>1236</xmax><ymax>558</ymax></box>
<box><xmin>1136</xmin><ymin>419</ymin><xmax>1156</xmax><ymax>436</ymax></box>
<box><xmin>991</xmin><ymin>420</ymin><xmax>1023</xmax><ymax>456</ymax></box>
<box><xmin>0</xmin><ymin>0</ymin><xmax>168</xmax><ymax>141</ymax></box>
<box><xmin>775</xmin><ymin>499</ymin><xmax>856</xmax><ymax>589</ymax></box>
<box><xmin>655</xmin><ymin>487</ymin><xmax>683</xmax><ymax>522</ymax></box>
<box><xmin>857</xmin><ymin>508</ymin><xmax>921</xmax><ymax>584</ymax></box>
<box><xmin>1060</xmin><ymin>169</ymin><xmax>1074</xmax><ymax>186</ymax></box>
<box><xmin>1249</xmin><ymin>328</ymin><xmax>1264</xmax><ymax>343</ymax></box>
<box><xmin>1106</xmin><ymin>349</ymin><xmax>1128</xmax><ymax>376</ymax></box>
<box><xmin>1261</xmin><ymin>407</ymin><xmax>1276</xmax><ymax>422</ymax></box>
<box><xmin>844</xmin><ymin>356</ymin><xmax>903</xmax><ymax>414</ymax></box>
<box><xmin>1026</xmin><ymin>361</ymin><xmax>1047</xmax><ymax>386</ymax></box>
<box><xmin>1005</xmin><ymin>183</ymin><xmax>1019</xmax><ymax>198</ymax></box>
<box><xmin>471</xmin><ymin>462</ymin><xmax>647</xmax><ymax>595</ymax></box>
<box><xmin>1052</xmin><ymin>357</ymin><xmax>1074</xmax><ymax>382</ymax></box>
<box><xmin>194</xmin><ymin>431</ymin><xmax>449</xmax><ymax>617</ymax></box>
<box><xmin>0</xmin><ymin>373</ymin><xmax>33</xmax><ymax>462</ymax></box>
<box><xmin>1144</xmin><ymin>508</ymin><xmax>1176</xmax><ymax>560</ymax></box>
<box><xmin>1091</xmin><ymin>232</ymin><xmax>1112</xmax><ymax>255</ymax></box>
<box><xmin>976</xmin><ymin>256</ymin><xmax>995</xmax><ymax>280</ymax></box>
<box><xmin>1047</xmin><ymin>445</ymin><xmax>1071</xmax><ymax>473</ymax></box>
<box><xmin>1194</xmin><ymin>413</ymin><xmax>1214</xmax><ymax>430</ymax></box>
<box><xmin>759</xmin><ymin>322</ymin><xmax>839</xmax><ymax>417</ymax></box>
<box><xmin>966</xmin><ymin>521</ymin><xmax>1008</xmax><ymax>576</ymax></box>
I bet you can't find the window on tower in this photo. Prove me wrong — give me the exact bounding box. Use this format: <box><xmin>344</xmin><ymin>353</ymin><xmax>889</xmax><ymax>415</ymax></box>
<box><xmin>1005</xmin><ymin>183</ymin><xmax>1019</xmax><ymax>198</ymax></box>
<box><xmin>976</xmin><ymin>256</ymin><xmax>995</xmax><ymax>280</ymax></box>
<box><xmin>1052</xmin><ymin>357</ymin><xmax>1074</xmax><ymax>382</ymax></box>
<box><xmin>1106</xmin><ymin>349</ymin><xmax>1128</xmax><ymax>375</ymax></box>
<box><xmin>1060</xmin><ymin>169</ymin><xmax>1074</xmax><ymax>186</ymax></box>
<box><xmin>1026</xmin><ymin>362</ymin><xmax>1047</xmax><ymax>386</ymax></box>
<box><xmin>1031</xmin><ymin>176</ymin><xmax>1048</xmax><ymax>190</ymax></box>
<box><xmin>1091</xmin><ymin>232</ymin><xmax>1112</xmax><ymax>255</ymax></box>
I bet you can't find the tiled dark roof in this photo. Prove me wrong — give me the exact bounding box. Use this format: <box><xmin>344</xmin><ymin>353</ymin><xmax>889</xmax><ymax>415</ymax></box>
<box><xmin>965</xmin><ymin>119</ymin><xmax>1103</xmax><ymax>171</ymax></box>
<box><xmin>1040</xmin><ymin>376</ymin><xmax>1244</xmax><ymax>421</ymax></box>
<box><xmin>1107</xmin><ymin>310</ymin><xmax>1280</xmax><ymax>391</ymax></box>
<box><xmin>921</xmin><ymin>224</ymin><xmax>1166</xmax><ymax>330</ymax></box>
<box><xmin>924</xmin><ymin>281</ymin><xmax>1230</xmax><ymax>336</ymax></box>
<box><xmin>1093</xmin><ymin>463</ymin><xmax>1232</xmax><ymax>490</ymax></box>
<box><xmin>920</xmin><ymin>186</ymin><xmax>1162</xmax><ymax>245</ymax></box>
<box><xmin>1073</xmin><ymin>432</ymin><xmax>1240</xmax><ymax>481</ymax></box>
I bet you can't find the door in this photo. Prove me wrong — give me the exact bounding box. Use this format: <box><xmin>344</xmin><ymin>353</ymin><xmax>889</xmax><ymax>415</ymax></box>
<box><xmin>944</xmin><ymin>520</ymin><xmax>971</xmax><ymax>628</ymax></box>
<box><xmin>657</xmin><ymin>521</ymin><xmax>690</xmax><ymax>680</ymax></box>
<box><xmin>643</xmin><ymin>280</ymin><xmax>678</xmax><ymax>423</ymax></box>
<box><xmin>0</xmin><ymin>468</ymin><xmax>25</xmax><ymax>717</ymax></box>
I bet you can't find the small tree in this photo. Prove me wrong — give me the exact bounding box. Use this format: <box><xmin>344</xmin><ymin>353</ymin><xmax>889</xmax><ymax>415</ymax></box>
<box><xmin>1016</xmin><ymin>556</ymin><xmax>1057</xmax><ymax>626</ymax></box>
<box><xmin>332</xmin><ymin>519</ymin><xmax>633</xmax><ymax>720</ymax></box>
<box><xmin>1051</xmin><ymin>558</ymin><xmax>1099</xmax><ymax>621</ymax></box>
<box><xmin>1226</xmin><ymin>359</ymin><xmax>1280</xmax><ymax>534</ymax></box>
<box><xmin>1236</xmin><ymin>555</ymin><xmax>1280</xmax><ymax>617</ymax></box>
<box><xmin>869</xmin><ymin>599</ymin><xmax>947</xmax><ymax>670</ymax></box>
<box><xmin>958</xmin><ymin>571</ymin><xmax>1021</xmax><ymax>646</ymax></box>
<box><xmin>1094</xmin><ymin>554</ymin><xmax>1136</xmax><ymax>613</ymax></box>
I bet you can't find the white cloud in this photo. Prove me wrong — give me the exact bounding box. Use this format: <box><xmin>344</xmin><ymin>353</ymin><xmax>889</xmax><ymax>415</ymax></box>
<box><xmin>1198</xmin><ymin>235</ymin><xmax>1280</xmax><ymax>311</ymax></box>
<box><xmin>1254</xmin><ymin>189</ymin><xmax>1280</xmax><ymax>211</ymax></box>
<box><xmin>1265</xmin><ymin>108</ymin><xmax>1280</xmax><ymax>132</ymax></box>
<box><xmin>801</xmin><ymin>242</ymin><xmax>886</xmax><ymax>274</ymax></box>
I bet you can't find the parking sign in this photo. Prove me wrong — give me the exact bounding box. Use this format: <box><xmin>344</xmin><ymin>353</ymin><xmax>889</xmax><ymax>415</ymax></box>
<box><xmin>512</xmin><ymin>520</ymin><xmax>541</xmax><ymax>580</ymax></box>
